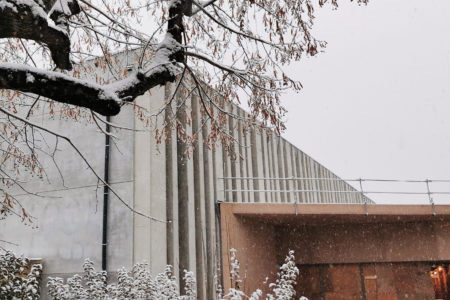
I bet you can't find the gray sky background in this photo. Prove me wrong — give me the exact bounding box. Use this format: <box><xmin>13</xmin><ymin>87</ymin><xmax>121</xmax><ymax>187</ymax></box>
<box><xmin>281</xmin><ymin>0</ymin><xmax>450</xmax><ymax>204</ymax></box>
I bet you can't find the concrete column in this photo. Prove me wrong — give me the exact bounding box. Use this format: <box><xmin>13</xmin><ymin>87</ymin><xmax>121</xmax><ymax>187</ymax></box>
<box><xmin>323</xmin><ymin>170</ymin><xmax>331</xmax><ymax>203</ymax></box>
<box><xmin>260</xmin><ymin>129</ymin><xmax>269</xmax><ymax>202</ymax></box>
<box><xmin>277</xmin><ymin>137</ymin><xmax>286</xmax><ymax>202</ymax></box>
<box><xmin>202</xmin><ymin>117</ymin><xmax>215</xmax><ymax>300</ymax></box>
<box><xmin>270</xmin><ymin>133</ymin><xmax>280</xmax><ymax>203</ymax></box>
<box><xmin>338</xmin><ymin>175</ymin><xmax>346</xmax><ymax>203</ymax></box>
<box><xmin>214</xmin><ymin>132</ymin><xmax>225</xmax><ymax>203</ymax></box>
<box><xmin>221</xmin><ymin>104</ymin><xmax>231</xmax><ymax>202</ymax></box>
<box><xmin>294</xmin><ymin>152</ymin><xmax>304</xmax><ymax>203</ymax></box>
<box><xmin>268</xmin><ymin>132</ymin><xmax>276</xmax><ymax>202</ymax></box>
<box><xmin>325</xmin><ymin>170</ymin><xmax>333</xmax><ymax>203</ymax></box>
<box><xmin>283</xmin><ymin>139</ymin><xmax>292</xmax><ymax>203</ymax></box>
<box><xmin>290</xmin><ymin>144</ymin><xmax>299</xmax><ymax>203</ymax></box>
<box><xmin>328</xmin><ymin>172</ymin><xmax>335</xmax><ymax>203</ymax></box>
<box><xmin>236</xmin><ymin>110</ymin><xmax>245</xmax><ymax>202</ymax></box>
<box><xmin>212</xmin><ymin>143</ymin><xmax>223</xmax><ymax>289</ymax></box>
<box><xmin>315</xmin><ymin>162</ymin><xmax>324</xmax><ymax>203</ymax></box>
<box><xmin>227</xmin><ymin>105</ymin><xmax>238</xmax><ymax>203</ymax></box>
<box><xmin>314</xmin><ymin>162</ymin><xmax>324</xmax><ymax>203</ymax></box>
<box><xmin>133</xmin><ymin>94</ymin><xmax>152</xmax><ymax>266</ymax></box>
<box><xmin>306</xmin><ymin>156</ymin><xmax>316</xmax><ymax>203</ymax></box>
<box><xmin>306</xmin><ymin>153</ymin><xmax>313</xmax><ymax>203</ymax></box>
<box><xmin>244</xmin><ymin>125</ymin><xmax>253</xmax><ymax>202</ymax></box>
<box><xmin>164</xmin><ymin>84</ymin><xmax>175</xmax><ymax>268</ymax></box>
<box><xmin>149</xmin><ymin>104</ymin><xmax>167</xmax><ymax>274</ymax></box>
<box><xmin>250</xmin><ymin>127</ymin><xmax>260</xmax><ymax>202</ymax></box>
<box><xmin>176</xmin><ymin>94</ymin><xmax>190</xmax><ymax>292</ymax></box>
<box><xmin>192</xmin><ymin>97</ymin><xmax>205</xmax><ymax>299</ymax></box>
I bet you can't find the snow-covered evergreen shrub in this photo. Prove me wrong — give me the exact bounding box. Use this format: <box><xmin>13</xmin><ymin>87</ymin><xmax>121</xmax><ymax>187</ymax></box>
<box><xmin>47</xmin><ymin>260</ymin><xmax>197</xmax><ymax>300</ymax></box>
<box><xmin>46</xmin><ymin>250</ymin><xmax>307</xmax><ymax>300</ymax></box>
<box><xmin>266</xmin><ymin>250</ymin><xmax>299</xmax><ymax>300</ymax></box>
<box><xmin>0</xmin><ymin>250</ymin><xmax>42</xmax><ymax>300</ymax></box>
<box><xmin>222</xmin><ymin>248</ymin><xmax>246</xmax><ymax>300</ymax></box>
<box><xmin>222</xmin><ymin>249</ymin><xmax>305</xmax><ymax>300</ymax></box>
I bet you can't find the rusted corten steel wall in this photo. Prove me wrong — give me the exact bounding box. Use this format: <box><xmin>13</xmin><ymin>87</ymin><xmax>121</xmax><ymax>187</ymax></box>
<box><xmin>220</xmin><ymin>203</ymin><xmax>450</xmax><ymax>297</ymax></box>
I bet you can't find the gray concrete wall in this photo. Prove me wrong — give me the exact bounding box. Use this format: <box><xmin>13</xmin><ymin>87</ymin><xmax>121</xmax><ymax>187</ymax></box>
<box><xmin>0</xmin><ymin>104</ymin><xmax>135</xmax><ymax>294</ymax></box>
<box><xmin>0</xmin><ymin>52</ymin><xmax>137</xmax><ymax>297</ymax></box>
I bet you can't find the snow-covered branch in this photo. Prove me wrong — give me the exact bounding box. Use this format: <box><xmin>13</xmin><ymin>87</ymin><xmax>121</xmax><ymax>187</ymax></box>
<box><xmin>0</xmin><ymin>0</ymin><xmax>80</xmax><ymax>69</ymax></box>
<box><xmin>0</xmin><ymin>33</ymin><xmax>182</xmax><ymax>116</ymax></box>
<box><xmin>188</xmin><ymin>0</ymin><xmax>217</xmax><ymax>16</ymax></box>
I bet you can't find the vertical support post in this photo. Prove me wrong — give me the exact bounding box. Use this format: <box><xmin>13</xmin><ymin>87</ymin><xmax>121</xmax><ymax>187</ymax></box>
<box><xmin>214</xmin><ymin>201</ymin><xmax>224</xmax><ymax>291</ymax></box>
<box><xmin>359</xmin><ymin>179</ymin><xmax>368</xmax><ymax>216</ymax></box>
<box><xmin>426</xmin><ymin>179</ymin><xmax>436</xmax><ymax>216</ymax></box>
<box><xmin>318</xmin><ymin>264</ymin><xmax>325</xmax><ymax>300</ymax></box>
<box><xmin>101</xmin><ymin>116</ymin><xmax>110</xmax><ymax>272</ymax></box>
<box><xmin>359</xmin><ymin>264</ymin><xmax>367</xmax><ymax>300</ymax></box>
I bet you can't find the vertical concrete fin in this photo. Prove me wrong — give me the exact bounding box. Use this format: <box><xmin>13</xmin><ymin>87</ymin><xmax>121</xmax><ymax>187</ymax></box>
<box><xmin>250</xmin><ymin>127</ymin><xmax>260</xmax><ymax>202</ymax></box>
<box><xmin>164</xmin><ymin>83</ymin><xmax>175</xmax><ymax>268</ymax></box>
<box><xmin>236</xmin><ymin>109</ymin><xmax>246</xmax><ymax>203</ymax></box>
<box><xmin>192</xmin><ymin>96</ymin><xmax>205</xmax><ymax>299</ymax></box>
<box><xmin>228</xmin><ymin>105</ymin><xmax>238</xmax><ymax>203</ymax></box>
<box><xmin>276</xmin><ymin>136</ymin><xmax>286</xmax><ymax>202</ymax></box>
<box><xmin>177</xmin><ymin>92</ymin><xmax>190</xmax><ymax>292</ymax></box>
<box><xmin>260</xmin><ymin>129</ymin><xmax>269</xmax><ymax>203</ymax></box>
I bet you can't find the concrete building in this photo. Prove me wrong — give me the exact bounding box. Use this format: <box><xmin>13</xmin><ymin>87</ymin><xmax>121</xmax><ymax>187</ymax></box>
<box><xmin>0</xmin><ymin>51</ymin><xmax>368</xmax><ymax>298</ymax></box>
<box><xmin>2</xmin><ymin>51</ymin><xmax>449</xmax><ymax>300</ymax></box>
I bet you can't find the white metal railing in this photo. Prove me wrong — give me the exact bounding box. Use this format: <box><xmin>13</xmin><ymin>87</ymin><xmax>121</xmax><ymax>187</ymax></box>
<box><xmin>218</xmin><ymin>177</ymin><xmax>450</xmax><ymax>214</ymax></box>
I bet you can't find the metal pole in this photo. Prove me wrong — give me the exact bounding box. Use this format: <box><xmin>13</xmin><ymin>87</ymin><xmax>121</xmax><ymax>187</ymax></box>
<box><xmin>426</xmin><ymin>179</ymin><xmax>436</xmax><ymax>216</ymax></box>
<box><xmin>319</xmin><ymin>265</ymin><xmax>325</xmax><ymax>300</ymax></box>
<box><xmin>359</xmin><ymin>264</ymin><xmax>367</xmax><ymax>300</ymax></box>
<box><xmin>101</xmin><ymin>116</ymin><xmax>110</xmax><ymax>272</ymax></box>
<box><xmin>359</xmin><ymin>179</ymin><xmax>368</xmax><ymax>216</ymax></box>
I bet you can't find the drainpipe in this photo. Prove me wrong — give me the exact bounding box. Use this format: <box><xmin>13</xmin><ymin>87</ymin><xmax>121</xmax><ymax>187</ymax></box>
<box><xmin>102</xmin><ymin>116</ymin><xmax>111</xmax><ymax>272</ymax></box>
<box><xmin>215</xmin><ymin>200</ymin><xmax>224</xmax><ymax>290</ymax></box>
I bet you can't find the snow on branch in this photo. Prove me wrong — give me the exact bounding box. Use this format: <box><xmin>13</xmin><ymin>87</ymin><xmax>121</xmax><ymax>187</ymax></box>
<box><xmin>0</xmin><ymin>62</ymin><xmax>121</xmax><ymax>115</ymax></box>
<box><xmin>0</xmin><ymin>0</ymin><xmax>80</xmax><ymax>70</ymax></box>
<box><xmin>0</xmin><ymin>33</ymin><xmax>181</xmax><ymax>116</ymax></box>
<box><xmin>0</xmin><ymin>0</ymin><xmax>186</xmax><ymax>116</ymax></box>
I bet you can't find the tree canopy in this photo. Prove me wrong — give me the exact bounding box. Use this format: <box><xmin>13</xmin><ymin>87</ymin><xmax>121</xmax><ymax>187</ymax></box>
<box><xmin>0</xmin><ymin>0</ymin><xmax>367</xmax><ymax>221</ymax></box>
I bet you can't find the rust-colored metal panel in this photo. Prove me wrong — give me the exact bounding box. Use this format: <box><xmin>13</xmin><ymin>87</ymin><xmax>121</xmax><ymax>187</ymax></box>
<box><xmin>374</xmin><ymin>263</ymin><xmax>397</xmax><ymax>295</ymax></box>
<box><xmin>391</xmin><ymin>262</ymin><xmax>435</xmax><ymax>300</ymax></box>
<box><xmin>297</xmin><ymin>262</ymin><xmax>436</xmax><ymax>300</ymax></box>
<box><xmin>296</xmin><ymin>265</ymin><xmax>321</xmax><ymax>300</ymax></box>
<box><xmin>363</xmin><ymin>264</ymin><xmax>378</xmax><ymax>300</ymax></box>
<box><xmin>377</xmin><ymin>293</ymin><xmax>397</xmax><ymax>300</ymax></box>
<box><xmin>373</xmin><ymin>262</ymin><xmax>434</xmax><ymax>300</ymax></box>
<box><xmin>322</xmin><ymin>264</ymin><xmax>363</xmax><ymax>299</ymax></box>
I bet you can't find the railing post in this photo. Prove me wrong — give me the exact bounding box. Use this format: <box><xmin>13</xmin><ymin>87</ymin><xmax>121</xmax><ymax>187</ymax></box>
<box><xmin>359</xmin><ymin>178</ymin><xmax>368</xmax><ymax>216</ymax></box>
<box><xmin>292</xmin><ymin>176</ymin><xmax>298</xmax><ymax>215</ymax></box>
<box><xmin>425</xmin><ymin>179</ymin><xmax>436</xmax><ymax>216</ymax></box>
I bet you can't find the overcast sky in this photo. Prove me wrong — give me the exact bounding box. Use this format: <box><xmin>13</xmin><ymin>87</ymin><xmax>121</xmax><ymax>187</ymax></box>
<box><xmin>281</xmin><ymin>0</ymin><xmax>450</xmax><ymax>204</ymax></box>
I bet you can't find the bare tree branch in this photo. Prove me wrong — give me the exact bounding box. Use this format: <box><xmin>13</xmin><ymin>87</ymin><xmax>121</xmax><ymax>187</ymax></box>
<box><xmin>0</xmin><ymin>106</ymin><xmax>166</xmax><ymax>223</ymax></box>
